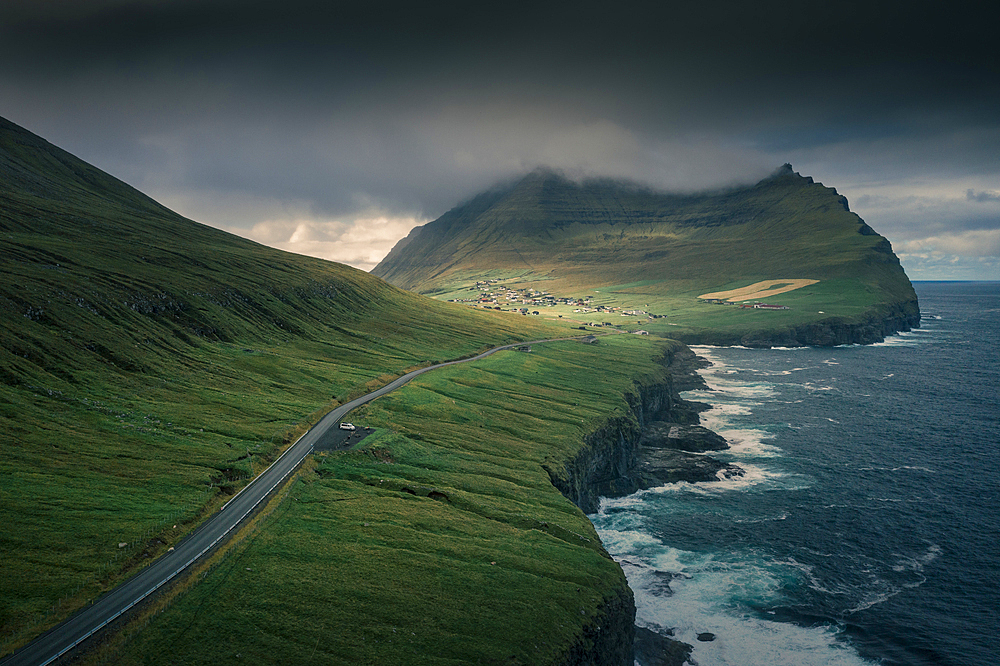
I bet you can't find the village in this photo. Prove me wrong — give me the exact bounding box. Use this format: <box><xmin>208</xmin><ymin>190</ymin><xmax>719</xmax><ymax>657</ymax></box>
<box><xmin>447</xmin><ymin>279</ymin><xmax>664</xmax><ymax>328</ymax></box>
<box><xmin>699</xmin><ymin>298</ymin><xmax>790</xmax><ymax>310</ymax></box>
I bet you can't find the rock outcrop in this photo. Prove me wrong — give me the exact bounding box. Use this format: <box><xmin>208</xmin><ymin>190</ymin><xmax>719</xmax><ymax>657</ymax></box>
<box><xmin>679</xmin><ymin>295</ymin><xmax>921</xmax><ymax>348</ymax></box>
<box><xmin>633</xmin><ymin>626</ymin><xmax>693</xmax><ymax>666</ymax></box>
<box><xmin>556</xmin><ymin>585</ymin><xmax>637</xmax><ymax>666</ymax></box>
<box><xmin>546</xmin><ymin>346</ymin><xmax>739</xmax><ymax>515</ymax></box>
<box><xmin>547</xmin><ymin>344</ymin><xmax>737</xmax><ymax>666</ymax></box>
<box><xmin>640</xmin><ymin>422</ymin><xmax>728</xmax><ymax>452</ymax></box>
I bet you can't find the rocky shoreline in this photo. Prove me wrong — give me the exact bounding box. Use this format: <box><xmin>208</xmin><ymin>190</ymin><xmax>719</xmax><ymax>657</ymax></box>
<box><xmin>677</xmin><ymin>298</ymin><xmax>921</xmax><ymax>348</ymax></box>
<box><xmin>546</xmin><ymin>343</ymin><xmax>744</xmax><ymax>666</ymax></box>
<box><xmin>547</xmin><ymin>345</ymin><xmax>743</xmax><ymax>515</ymax></box>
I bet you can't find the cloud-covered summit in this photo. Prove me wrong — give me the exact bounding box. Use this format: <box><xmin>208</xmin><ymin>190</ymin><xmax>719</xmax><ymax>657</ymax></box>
<box><xmin>1</xmin><ymin>0</ymin><xmax>998</xmax><ymax>277</ymax></box>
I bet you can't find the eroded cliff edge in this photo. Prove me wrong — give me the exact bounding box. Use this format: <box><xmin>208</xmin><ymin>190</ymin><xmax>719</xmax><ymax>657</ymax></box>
<box><xmin>677</xmin><ymin>297</ymin><xmax>921</xmax><ymax>348</ymax></box>
<box><xmin>546</xmin><ymin>344</ymin><xmax>739</xmax><ymax>515</ymax></box>
<box><xmin>546</xmin><ymin>341</ymin><xmax>737</xmax><ymax>666</ymax></box>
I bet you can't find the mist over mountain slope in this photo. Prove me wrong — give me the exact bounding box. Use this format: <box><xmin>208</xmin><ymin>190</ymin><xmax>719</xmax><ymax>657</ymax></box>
<box><xmin>373</xmin><ymin>166</ymin><xmax>920</xmax><ymax>345</ymax></box>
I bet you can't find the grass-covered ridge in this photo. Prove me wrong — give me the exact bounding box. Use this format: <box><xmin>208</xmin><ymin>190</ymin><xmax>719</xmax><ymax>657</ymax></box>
<box><xmin>0</xmin><ymin>115</ymin><xmax>574</xmax><ymax>651</ymax></box>
<box><xmin>106</xmin><ymin>334</ymin><xmax>678</xmax><ymax>665</ymax></box>
<box><xmin>372</xmin><ymin>166</ymin><xmax>920</xmax><ymax>344</ymax></box>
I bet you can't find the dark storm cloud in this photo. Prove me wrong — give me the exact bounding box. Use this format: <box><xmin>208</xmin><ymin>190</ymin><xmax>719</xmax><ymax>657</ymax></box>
<box><xmin>1</xmin><ymin>0</ymin><xmax>998</xmax><ymax>275</ymax></box>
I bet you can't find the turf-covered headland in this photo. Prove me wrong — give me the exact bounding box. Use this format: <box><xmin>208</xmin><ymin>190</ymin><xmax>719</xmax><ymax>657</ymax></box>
<box><xmin>373</xmin><ymin>167</ymin><xmax>920</xmax><ymax>347</ymax></box>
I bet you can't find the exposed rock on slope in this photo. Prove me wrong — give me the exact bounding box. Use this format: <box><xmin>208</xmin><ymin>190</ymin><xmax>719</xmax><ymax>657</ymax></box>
<box><xmin>549</xmin><ymin>344</ymin><xmax>735</xmax><ymax>665</ymax></box>
<box><xmin>547</xmin><ymin>346</ymin><xmax>737</xmax><ymax>514</ymax></box>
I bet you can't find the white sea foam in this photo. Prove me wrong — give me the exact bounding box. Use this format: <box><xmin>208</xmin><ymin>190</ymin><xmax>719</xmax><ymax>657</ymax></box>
<box><xmin>870</xmin><ymin>335</ymin><xmax>922</xmax><ymax>347</ymax></box>
<box><xmin>893</xmin><ymin>544</ymin><xmax>942</xmax><ymax>574</ymax></box>
<box><xmin>595</xmin><ymin>528</ymin><xmax>877</xmax><ymax>666</ymax></box>
<box><xmin>593</xmin><ymin>347</ymin><xmax>884</xmax><ymax>665</ymax></box>
<box><xmin>857</xmin><ymin>465</ymin><xmax>935</xmax><ymax>473</ymax></box>
<box><xmin>645</xmin><ymin>463</ymin><xmax>786</xmax><ymax>495</ymax></box>
<box><xmin>801</xmin><ymin>382</ymin><xmax>836</xmax><ymax>392</ymax></box>
<box><xmin>845</xmin><ymin>590</ymin><xmax>899</xmax><ymax>614</ymax></box>
<box><xmin>689</xmin><ymin>379</ymin><xmax>776</xmax><ymax>401</ymax></box>
<box><xmin>839</xmin><ymin>545</ymin><xmax>940</xmax><ymax>613</ymax></box>
<box><xmin>757</xmin><ymin>366</ymin><xmax>811</xmax><ymax>376</ymax></box>
<box><xmin>732</xmin><ymin>511</ymin><xmax>788</xmax><ymax>524</ymax></box>
<box><xmin>718</xmin><ymin>429</ymin><xmax>783</xmax><ymax>457</ymax></box>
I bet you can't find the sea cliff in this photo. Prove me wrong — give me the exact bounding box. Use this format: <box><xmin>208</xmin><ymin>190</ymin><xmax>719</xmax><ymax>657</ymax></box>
<box><xmin>676</xmin><ymin>298</ymin><xmax>921</xmax><ymax>348</ymax></box>
<box><xmin>547</xmin><ymin>343</ymin><xmax>735</xmax><ymax>665</ymax></box>
<box><xmin>547</xmin><ymin>345</ymin><xmax>738</xmax><ymax>514</ymax></box>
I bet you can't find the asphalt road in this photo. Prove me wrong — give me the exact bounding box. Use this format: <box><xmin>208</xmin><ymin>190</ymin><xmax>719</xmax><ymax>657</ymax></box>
<box><xmin>2</xmin><ymin>336</ymin><xmax>575</xmax><ymax>666</ymax></box>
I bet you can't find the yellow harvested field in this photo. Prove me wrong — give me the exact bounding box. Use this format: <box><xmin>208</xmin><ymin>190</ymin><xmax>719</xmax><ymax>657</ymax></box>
<box><xmin>699</xmin><ymin>279</ymin><xmax>820</xmax><ymax>302</ymax></box>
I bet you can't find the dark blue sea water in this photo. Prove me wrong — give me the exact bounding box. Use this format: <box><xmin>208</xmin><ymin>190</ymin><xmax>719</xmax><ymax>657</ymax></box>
<box><xmin>592</xmin><ymin>282</ymin><xmax>1000</xmax><ymax>666</ymax></box>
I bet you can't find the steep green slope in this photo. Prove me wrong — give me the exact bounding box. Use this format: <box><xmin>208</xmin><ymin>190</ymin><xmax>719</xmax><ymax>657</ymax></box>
<box><xmin>373</xmin><ymin>167</ymin><xmax>920</xmax><ymax>346</ymax></box>
<box><xmin>0</xmin><ymin>116</ymin><xmax>571</xmax><ymax>650</ymax></box>
<box><xmin>103</xmin><ymin>334</ymin><xmax>676</xmax><ymax>666</ymax></box>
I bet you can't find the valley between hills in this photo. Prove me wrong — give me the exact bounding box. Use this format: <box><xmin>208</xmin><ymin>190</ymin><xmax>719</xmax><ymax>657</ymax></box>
<box><xmin>1</xmin><ymin>115</ymin><xmax>919</xmax><ymax>665</ymax></box>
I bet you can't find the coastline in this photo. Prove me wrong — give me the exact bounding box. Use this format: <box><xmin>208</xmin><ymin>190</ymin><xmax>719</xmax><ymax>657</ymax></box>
<box><xmin>673</xmin><ymin>298</ymin><xmax>921</xmax><ymax>348</ymax></box>
<box><xmin>573</xmin><ymin>283</ymin><xmax>1000</xmax><ymax>666</ymax></box>
<box><xmin>551</xmin><ymin>343</ymin><xmax>742</xmax><ymax>665</ymax></box>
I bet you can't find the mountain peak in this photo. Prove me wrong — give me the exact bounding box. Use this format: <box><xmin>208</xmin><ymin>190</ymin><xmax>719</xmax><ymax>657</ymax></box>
<box><xmin>762</xmin><ymin>163</ymin><xmax>814</xmax><ymax>185</ymax></box>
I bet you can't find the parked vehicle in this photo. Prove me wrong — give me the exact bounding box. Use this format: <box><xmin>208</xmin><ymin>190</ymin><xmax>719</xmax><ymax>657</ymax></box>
<box><xmin>339</xmin><ymin>422</ymin><xmax>356</xmax><ymax>431</ymax></box>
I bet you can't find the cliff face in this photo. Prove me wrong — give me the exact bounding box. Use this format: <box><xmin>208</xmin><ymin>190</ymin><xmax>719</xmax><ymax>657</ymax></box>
<box><xmin>679</xmin><ymin>297</ymin><xmax>921</xmax><ymax>348</ymax></box>
<box><xmin>545</xmin><ymin>347</ymin><xmax>729</xmax><ymax>514</ymax></box>
<box><xmin>556</xmin><ymin>584</ymin><xmax>637</xmax><ymax>666</ymax></box>
<box><xmin>546</xmin><ymin>383</ymin><xmax>663</xmax><ymax>514</ymax></box>
<box><xmin>548</xmin><ymin>345</ymin><xmax>716</xmax><ymax>666</ymax></box>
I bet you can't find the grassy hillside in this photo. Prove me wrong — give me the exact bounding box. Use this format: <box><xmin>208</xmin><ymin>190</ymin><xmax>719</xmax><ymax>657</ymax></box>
<box><xmin>0</xmin><ymin>116</ymin><xmax>574</xmax><ymax>652</ymax></box>
<box><xmin>99</xmin><ymin>334</ymin><xmax>677</xmax><ymax>666</ymax></box>
<box><xmin>373</xmin><ymin>167</ymin><xmax>920</xmax><ymax>345</ymax></box>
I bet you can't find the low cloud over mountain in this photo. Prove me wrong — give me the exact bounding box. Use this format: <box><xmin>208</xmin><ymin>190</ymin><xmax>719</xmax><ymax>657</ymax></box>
<box><xmin>2</xmin><ymin>0</ymin><xmax>997</xmax><ymax>277</ymax></box>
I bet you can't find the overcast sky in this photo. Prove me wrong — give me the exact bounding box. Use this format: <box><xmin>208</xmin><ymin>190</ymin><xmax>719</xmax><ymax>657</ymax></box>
<box><xmin>2</xmin><ymin>0</ymin><xmax>998</xmax><ymax>278</ymax></box>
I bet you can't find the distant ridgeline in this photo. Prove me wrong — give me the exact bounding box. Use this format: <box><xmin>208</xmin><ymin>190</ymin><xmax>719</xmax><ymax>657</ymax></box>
<box><xmin>373</xmin><ymin>166</ymin><xmax>920</xmax><ymax>346</ymax></box>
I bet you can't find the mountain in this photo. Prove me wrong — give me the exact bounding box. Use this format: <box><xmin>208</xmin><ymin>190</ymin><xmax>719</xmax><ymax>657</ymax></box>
<box><xmin>0</xmin><ymin>116</ymin><xmax>562</xmax><ymax>648</ymax></box>
<box><xmin>373</xmin><ymin>166</ymin><xmax>920</xmax><ymax>346</ymax></box>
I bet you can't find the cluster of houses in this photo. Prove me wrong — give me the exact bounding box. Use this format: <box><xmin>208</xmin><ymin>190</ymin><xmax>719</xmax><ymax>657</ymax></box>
<box><xmin>447</xmin><ymin>280</ymin><xmax>670</xmax><ymax>323</ymax></box>
<box><xmin>451</xmin><ymin>281</ymin><xmax>599</xmax><ymax>311</ymax></box>
<box><xmin>701</xmin><ymin>298</ymin><xmax>790</xmax><ymax>311</ymax></box>
<box><xmin>741</xmin><ymin>303</ymin><xmax>790</xmax><ymax>310</ymax></box>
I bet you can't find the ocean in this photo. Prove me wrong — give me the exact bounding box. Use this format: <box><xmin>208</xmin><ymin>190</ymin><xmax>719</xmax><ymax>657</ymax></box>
<box><xmin>592</xmin><ymin>282</ymin><xmax>1000</xmax><ymax>666</ymax></box>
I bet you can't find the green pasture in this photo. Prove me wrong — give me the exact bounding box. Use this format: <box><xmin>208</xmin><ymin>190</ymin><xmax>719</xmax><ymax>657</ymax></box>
<box><xmin>0</xmin><ymin>301</ymin><xmax>572</xmax><ymax>652</ymax></box>
<box><xmin>109</xmin><ymin>335</ymin><xmax>676</xmax><ymax>665</ymax></box>
<box><xmin>0</xmin><ymin>116</ymin><xmax>577</xmax><ymax>652</ymax></box>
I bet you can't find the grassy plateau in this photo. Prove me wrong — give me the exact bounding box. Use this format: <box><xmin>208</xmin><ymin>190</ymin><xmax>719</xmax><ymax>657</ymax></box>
<box><xmin>100</xmin><ymin>334</ymin><xmax>678</xmax><ymax>665</ymax></box>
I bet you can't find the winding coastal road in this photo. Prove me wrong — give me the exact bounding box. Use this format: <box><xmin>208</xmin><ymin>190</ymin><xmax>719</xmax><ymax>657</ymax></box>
<box><xmin>2</xmin><ymin>337</ymin><xmax>577</xmax><ymax>666</ymax></box>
